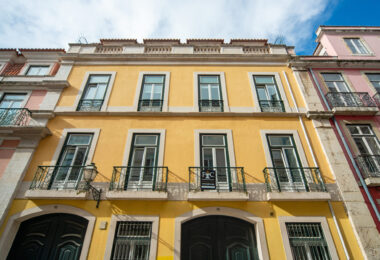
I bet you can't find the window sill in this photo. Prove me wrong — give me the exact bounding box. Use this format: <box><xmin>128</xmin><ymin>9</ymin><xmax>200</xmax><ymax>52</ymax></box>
<box><xmin>267</xmin><ymin>191</ymin><xmax>331</xmax><ymax>201</ymax></box>
<box><xmin>25</xmin><ymin>189</ymin><xmax>87</xmax><ymax>199</ymax></box>
<box><xmin>187</xmin><ymin>191</ymin><xmax>249</xmax><ymax>201</ymax></box>
<box><xmin>106</xmin><ymin>190</ymin><xmax>168</xmax><ymax>200</ymax></box>
<box><xmin>332</xmin><ymin>106</ymin><xmax>378</xmax><ymax>115</ymax></box>
<box><xmin>364</xmin><ymin>177</ymin><xmax>380</xmax><ymax>187</ymax></box>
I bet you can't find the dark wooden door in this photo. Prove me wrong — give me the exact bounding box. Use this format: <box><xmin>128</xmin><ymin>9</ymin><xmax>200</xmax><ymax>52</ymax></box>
<box><xmin>7</xmin><ymin>213</ymin><xmax>88</xmax><ymax>260</ymax></box>
<box><xmin>181</xmin><ymin>215</ymin><xmax>259</xmax><ymax>260</ymax></box>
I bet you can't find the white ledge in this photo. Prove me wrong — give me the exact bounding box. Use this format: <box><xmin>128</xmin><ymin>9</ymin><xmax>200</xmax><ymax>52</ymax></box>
<box><xmin>267</xmin><ymin>192</ymin><xmax>331</xmax><ymax>201</ymax></box>
<box><xmin>106</xmin><ymin>190</ymin><xmax>168</xmax><ymax>200</ymax></box>
<box><xmin>364</xmin><ymin>177</ymin><xmax>380</xmax><ymax>186</ymax></box>
<box><xmin>187</xmin><ymin>191</ymin><xmax>249</xmax><ymax>201</ymax></box>
<box><xmin>332</xmin><ymin>107</ymin><xmax>378</xmax><ymax>115</ymax></box>
<box><xmin>25</xmin><ymin>189</ymin><xmax>87</xmax><ymax>199</ymax></box>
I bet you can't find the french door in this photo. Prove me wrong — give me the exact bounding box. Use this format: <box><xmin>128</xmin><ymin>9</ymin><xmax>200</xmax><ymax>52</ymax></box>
<box><xmin>126</xmin><ymin>134</ymin><xmax>159</xmax><ymax>189</ymax></box>
<box><xmin>139</xmin><ymin>75</ymin><xmax>165</xmax><ymax>111</ymax></box>
<box><xmin>322</xmin><ymin>73</ymin><xmax>357</xmax><ymax>106</ymax></box>
<box><xmin>0</xmin><ymin>93</ymin><xmax>26</xmax><ymax>125</ymax></box>
<box><xmin>51</xmin><ymin>134</ymin><xmax>93</xmax><ymax>189</ymax></box>
<box><xmin>268</xmin><ymin>135</ymin><xmax>305</xmax><ymax>191</ymax></box>
<box><xmin>198</xmin><ymin>75</ymin><xmax>223</xmax><ymax>112</ymax></box>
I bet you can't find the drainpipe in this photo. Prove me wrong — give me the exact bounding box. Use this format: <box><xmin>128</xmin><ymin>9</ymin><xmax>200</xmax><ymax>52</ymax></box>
<box><xmin>283</xmin><ymin>70</ymin><xmax>350</xmax><ymax>260</ymax></box>
<box><xmin>309</xmin><ymin>68</ymin><xmax>380</xmax><ymax>222</ymax></box>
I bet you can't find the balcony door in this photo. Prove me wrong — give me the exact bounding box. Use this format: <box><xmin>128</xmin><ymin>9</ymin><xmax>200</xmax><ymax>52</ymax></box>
<box><xmin>78</xmin><ymin>75</ymin><xmax>110</xmax><ymax>111</ymax></box>
<box><xmin>253</xmin><ymin>75</ymin><xmax>283</xmax><ymax>112</ymax></box>
<box><xmin>0</xmin><ymin>93</ymin><xmax>26</xmax><ymax>125</ymax></box>
<box><xmin>199</xmin><ymin>75</ymin><xmax>223</xmax><ymax>112</ymax></box>
<box><xmin>51</xmin><ymin>134</ymin><xmax>93</xmax><ymax>189</ymax></box>
<box><xmin>267</xmin><ymin>135</ymin><xmax>305</xmax><ymax>191</ymax></box>
<box><xmin>126</xmin><ymin>134</ymin><xmax>159</xmax><ymax>189</ymax></box>
<box><xmin>139</xmin><ymin>75</ymin><xmax>165</xmax><ymax>111</ymax></box>
<box><xmin>201</xmin><ymin>134</ymin><xmax>230</xmax><ymax>189</ymax></box>
<box><xmin>322</xmin><ymin>73</ymin><xmax>358</xmax><ymax>107</ymax></box>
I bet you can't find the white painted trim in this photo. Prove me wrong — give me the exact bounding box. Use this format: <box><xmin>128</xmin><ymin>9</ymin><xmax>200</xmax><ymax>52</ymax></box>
<box><xmin>248</xmin><ymin>72</ymin><xmax>291</xmax><ymax>112</ymax></box>
<box><xmin>0</xmin><ymin>204</ymin><xmax>96</xmax><ymax>260</ymax></box>
<box><xmin>194</xmin><ymin>129</ymin><xmax>236</xmax><ymax>167</ymax></box>
<box><xmin>73</xmin><ymin>71</ymin><xmax>116</xmax><ymax>112</ymax></box>
<box><xmin>193</xmin><ymin>72</ymin><xmax>230</xmax><ymax>112</ymax></box>
<box><xmin>20</xmin><ymin>62</ymin><xmax>54</xmax><ymax>76</ymax></box>
<box><xmin>260</xmin><ymin>129</ymin><xmax>310</xmax><ymax>167</ymax></box>
<box><xmin>278</xmin><ymin>216</ymin><xmax>339</xmax><ymax>260</ymax></box>
<box><xmin>122</xmin><ymin>129</ymin><xmax>166</xmax><ymax>166</ymax></box>
<box><xmin>50</xmin><ymin>128</ymin><xmax>100</xmax><ymax>165</ymax></box>
<box><xmin>103</xmin><ymin>215</ymin><xmax>159</xmax><ymax>260</ymax></box>
<box><xmin>132</xmin><ymin>72</ymin><xmax>170</xmax><ymax>112</ymax></box>
<box><xmin>0</xmin><ymin>90</ymin><xmax>32</xmax><ymax>108</ymax></box>
<box><xmin>174</xmin><ymin>207</ymin><xmax>269</xmax><ymax>260</ymax></box>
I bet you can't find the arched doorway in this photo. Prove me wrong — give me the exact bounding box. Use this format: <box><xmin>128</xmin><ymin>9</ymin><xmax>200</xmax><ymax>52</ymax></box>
<box><xmin>181</xmin><ymin>215</ymin><xmax>259</xmax><ymax>260</ymax></box>
<box><xmin>7</xmin><ymin>213</ymin><xmax>88</xmax><ymax>260</ymax></box>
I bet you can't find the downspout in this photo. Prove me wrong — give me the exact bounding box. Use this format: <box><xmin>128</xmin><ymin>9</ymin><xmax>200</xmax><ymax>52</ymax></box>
<box><xmin>310</xmin><ymin>68</ymin><xmax>380</xmax><ymax>222</ymax></box>
<box><xmin>283</xmin><ymin>70</ymin><xmax>350</xmax><ymax>260</ymax></box>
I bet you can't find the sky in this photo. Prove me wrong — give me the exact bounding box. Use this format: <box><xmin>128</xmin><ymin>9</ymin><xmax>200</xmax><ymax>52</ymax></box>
<box><xmin>0</xmin><ymin>0</ymin><xmax>378</xmax><ymax>55</ymax></box>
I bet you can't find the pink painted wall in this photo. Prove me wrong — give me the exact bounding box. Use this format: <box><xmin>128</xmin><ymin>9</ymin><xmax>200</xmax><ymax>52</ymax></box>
<box><xmin>0</xmin><ymin>140</ymin><xmax>19</xmax><ymax>179</ymax></box>
<box><xmin>25</xmin><ymin>90</ymin><xmax>47</xmax><ymax>110</ymax></box>
<box><xmin>321</xmin><ymin>32</ymin><xmax>380</xmax><ymax>59</ymax></box>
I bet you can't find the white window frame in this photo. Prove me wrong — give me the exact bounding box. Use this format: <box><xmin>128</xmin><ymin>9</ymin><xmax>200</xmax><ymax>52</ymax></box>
<box><xmin>20</xmin><ymin>63</ymin><xmax>54</xmax><ymax>76</ymax></box>
<box><xmin>260</xmin><ymin>129</ymin><xmax>310</xmax><ymax>168</ymax></box>
<box><xmin>0</xmin><ymin>90</ymin><xmax>32</xmax><ymax>108</ymax></box>
<box><xmin>104</xmin><ymin>215</ymin><xmax>159</xmax><ymax>260</ymax></box>
<box><xmin>72</xmin><ymin>71</ymin><xmax>116</xmax><ymax>112</ymax></box>
<box><xmin>248</xmin><ymin>72</ymin><xmax>291</xmax><ymax>112</ymax></box>
<box><xmin>50</xmin><ymin>128</ymin><xmax>100</xmax><ymax>165</ymax></box>
<box><xmin>343</xmin><ymin>37</ymin><xmax>371</xmax><ymax>55</ymax></box>
<box><xmin>122</xmin><ymin>129</ymin><xmax>166</xmax><ymax>166</ymax></box>
<box><xmin>278</xmin><ymin>216</ymin><xmax>339</xmax><ymax>260</ymax></box>
<box><xmin>133</xmin><ymin>72</ymin><xmax>170</xmax><ymax>112</ymax></box>
<box><xmin>193</xmin><ymin>72</ymin><xmax>229</xmax><ymax>112</ymax></box>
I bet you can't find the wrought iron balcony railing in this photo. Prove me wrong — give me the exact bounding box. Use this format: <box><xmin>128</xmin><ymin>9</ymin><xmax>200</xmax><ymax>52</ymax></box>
<box><xmin>188</xmin><ymin>167</ymin><xmax>246</xmax><ymax>192</ymax></box>
<box><xmin>355</xmin><ymin>155</ymin><xmax>380</xmax><ymax>178</ymax></box>
<box><xmin>30</xmin><ymin>165</ymin><xmax>86</xmax><ymax>190</ymax></box>
<box><xmin>259</xmin><ymin>100</ymin><xmax>285</xmax><ymax>112</ymax></box>
<box><xmin>138</xmin><ymin>99</ymin><xmax>163</xmax><ymax>112</ymax></box>
<box><xmin>372</xmin><ymin>92</ymin><xmax>380</xmax><ymax>107</ymax></box>
<box><xmin>263</xmin><ymin>167</ymin><xmax>326</xmax><ymax>192</ymax></box>
<box><xmin>0</xmin><ymin>108</ymin><xmax>31</xmax><ymax>126</ymax></box>
<box><xmin>77</xmin><ymin>99</ymin><xmax>104</xmax><ymax>111</ymax></box>
<box><xmin>110</xmin><ymin>166</ymin><xmax>168</xmax><ymax>191</ymax></box>
<box><xmin>325</xmin><ymin>92</ymin><xmax>377</xmax><ymax>108</ymax></box>
<box><xmin>199</xmin><ymin>100</ymin><xmax>224</xmax><ymax>112</ymax></box>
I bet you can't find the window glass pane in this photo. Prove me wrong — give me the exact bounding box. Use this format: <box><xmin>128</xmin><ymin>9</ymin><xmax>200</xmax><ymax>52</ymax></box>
<box><xmin>142</xmin><ymin>84</ymin><xmax>153</xmax><ymax>99</ymax></box>
<box><xmin>359</xmin><ymin>126</ymin><xmax>371</xmax><ymax>134</ymax></box>
<box><xmin>267</xmin><ymin>85</ymin><xmax>279</xmax><ymax>100</ymax></box>
<box><xmin>202</xmin><ymin>135</ymin><xmax>224</xmax><ymax>146</ymax></box>
<box><xmin>269</xmin><ymin>136</ymin><xmax>292</xmax><ymax>146</ymax></box>
<box><xmin>131</xmin><ymin>149</ymin><xmax>144</xmax><ymax>167</ymax></box>
<box><xmin>202</xmin><ymin>148</ymin><xmax>213</xmax><ymax>168</ymax></box>
<box><xmin>89</xmin><ymin>75</ymin><xmax>110</xmax><ymax>84</ymax></box>
<box><xmin>200</xmin><ymin>85</ymin><xmax>210</xmax><ymax>99</ymax></box>
<box><xmin>367</xmin><ymin>74</ymin><xmax>380</xmax><ymax>82</ymax></box>
<box><xmin>284</xmin><ymin>148</ymin><xmax>300</xmax><ymax>168</ymax></box>
<box><xmin>0</xmin><ymin>101</ymin><xmax>12</xmax><ymax>108</ymax></box>
<box><xmin>144</xmin><ymin>148</ymin><xmax>156</xmax><ymax>167</ymax></box>
<box><xmin>344</xmin><ymin>38</ymin><xmax>358</xmax><ymax>54</ymax></box>
<box><xmin>254</xmin><ymin>76</ymin><xmax>274</xmax><ymax>84</ymax></box>
<box><xmin>365</xmin><ymin>137</ymin><xmax>380</xmax><ymax>155</ymax></box>
<box><xmin>83</xmin><ymin>85</ymin><xmax>97</xmax><ymax>99</ymax></box>
<box><xmin>257</xmin><ymin>87</ymin><xmax>267</xmax><ymax>100</ymax></box>
<box><xmin>271</xmin><ymin>150</ymin><xmax>286</xmax><ymax>168</ymax></box>
<box><xmin>152</xmin><ymin>84</ymin><xmax>163</xmax><ymax>99</ymax></box>
<box><xmin>2</xmin><ymin>94</ymin><xmax>26</xmax><ymax>101</ymax></box>
<box><xmin>67</xmin><ymin>134</ymin><xmax>92</xmax><ymax>145</ymax></box>
<box><xmin>199</xmin><ymin>75</ymin><xmax>219</xmax><ymax>84</ymax></box>
<box><xmin>354</xmin><ymin>39</ymin><xmax>368</xmax><ymax>54</ymax></box>
<box><xmin>336</xmin><ymin>81</ymin><xmax>349</xmax><ymax>92</ymax></box>
<box><xmin>215</xmin><ymin>148</ymin><xmax>226</xmax><ymax>167</ymax></box>
<box><xmin>95</xmin><ymin>84</ymin><xmax>107</xmax><ymax>99</ymax></box>
<box><xmin>210</xmin><ymin>85</ymin><xmax>220</xmax><ymax>100</ymax></box>
<box><xmin>145</xmin><ymin>75</ymin><xmax>164</xmax><ymax>84</ymax></box>
<box><xmin>27</xmin><ymin>66</ymin><xmax>49</xmax><ymax>75</ymax></box>
<box><xmin>348</xmin><ymin>125</ymin><xmax>359</xmax><ymax>135</ymax></box>
<box><xmin>135</xmin><ymin>135</ymin><xmax>157</xmax><ymax>145</ymax></box>
<box><xmin>322</xmin><ymin>73</ymin><xmax>342</xmax><ymax>81</ymax></box>
<box><xmin>60</xmin><ymin>148</ymin><xmax>76</xmax><ymax>166</ymax></box>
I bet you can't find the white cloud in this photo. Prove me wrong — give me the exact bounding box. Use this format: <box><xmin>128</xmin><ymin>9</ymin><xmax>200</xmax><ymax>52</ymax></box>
<box><xmin>0</xmin><ymin>0</ymin><xmax>331</xmax><ymax>53</ymax></box>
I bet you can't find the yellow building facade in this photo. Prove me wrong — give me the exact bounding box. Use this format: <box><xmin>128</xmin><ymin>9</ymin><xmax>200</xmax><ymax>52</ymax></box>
<box><xmin>0</xmin><ymin>39</ymin><xmax>366</xmax><ymax>259</ymax></box>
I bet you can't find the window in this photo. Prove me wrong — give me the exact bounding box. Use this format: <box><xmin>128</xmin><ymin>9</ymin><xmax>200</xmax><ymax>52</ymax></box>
<box><xmin>253</xmin><ymin>75</ymin><xmax>284</xmax><ymax>112</ymax></box>
<box><xmin>127</xmin><ymin>134</ymin><xmax>160</xmax><ymax>189</ymax></box>
<box><xmin>198</xmin><ymin>75</ymin><xmax>223</xmax><ymax>112</ymax></box>
<box><xmin>111</xmin><ymin>221</ymin><xmax>152</xmax><ymax>260</ymax></box>
<box><xmin>0</xmin><ymin>93</ymin><xmax>26</xmax><ymax>109</ymax></box>
<box><xmin>321</xmin><ymin>73</ymin><xmax>350</xmax><ymax>92</ymax></box>
<box><xmin>0</xmin><ymin>93</ymin><xmax>27</xmax><ymax>126</ymax></box>
<box><xmin>138</xmin><ymin>75</ymin><xmax>165</xmax><ymax>111</ymax></box>
<box><xmin>26</xmin><ymin>65</ymin><xmax>50</xmax><ymax>76</ymax></box>
<box><xmin>344</xmin><ymin>38</ymin><xmax>369</xmax><ymax>55</ymax></box>
<box><xmin>51</xmin><ymin>133</ymin><xmax>93</xmax><ymax>189</ymax></box>
<box><xmin>200</xmin><ymin>134</ymin><xmax>230</xmax><ymax>187</ymax></box>
<box><xmin>348</xmin><ymin>125</ymin><xmax>380</xmax><ymax>176</ymax></box>
<box><xmin>286</xmin><ymin>223</ymin><xmax>331</xmax><ymax>260</ymax></box>
<box><xmin>366</xmin><ymin>73</ymin><xmax>380</xmax><ymax>93</ymax></box>
<box><xmin>321</xmin><ymin>73</ymin><xmax>360</xmax><ymax>107</ymax></box>
<box><xmin>267</xmin><ymin>135</ymin><xmax>305</xmax><ymax>191</ymax></box>
<box><xmin>77</xmin><ymin>75</ymin><xmax>111</xmax><ymax>111</ymax></box>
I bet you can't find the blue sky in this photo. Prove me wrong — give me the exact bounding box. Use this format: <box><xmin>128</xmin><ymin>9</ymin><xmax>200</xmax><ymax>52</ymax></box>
<box><xmin>0</xmin><ymin>0</ymin><xmax>378</xmax><ymax>55</ymax></box>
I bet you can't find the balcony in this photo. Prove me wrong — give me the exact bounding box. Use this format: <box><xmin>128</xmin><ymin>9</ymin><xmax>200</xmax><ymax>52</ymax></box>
<box><xmin>259</xmin><ymin>100</ymin><xmax>285</xmax><ymax>112</ymax></box>
<box><xmin>325</xmin><ymin>92</ymin><xmax>378</xmax><ymax>115</ymax></box>
<box><xmin>77</xmin><ymin>99</ymin><xmax>103</xmax><ymax>111</ymax></box>
<box><xmin>355</xmin><ymin>155</ymin><xmax>380</xmax><ymax>186</ymax></box>
<box><xmin>0</xmin><ymin>108</ymin><xmax>31</xmax><ymax>126</ymax></box>
<box><xmin>138</xmin><ymin>99</ymin><xmax>163</xmax><ymax>112</ymax></box>
<box><xmin>26</xmin><ymin>165</ymin><xmax>88</xmax><ymax>199</ymax></box>
<box><xmin>107</xmin><ymin>166</ymin><xmax>168</xmax><ymax>200</ymax></box>
<box><xmin>188</xmin><ymin>167</ymin><xmax>248</xmax><ymax>200</ymax></box>
<box><xmin>263</xmin><ymin>167</ymin><xmax>330</xmax><ymax>201</ymax></box>
<box><xmin>199</xmin><ymin>100</ymin><xmax>224</xmax><ymax>112</ymax></box>
<box><xmin>372</xmin><ymin>92</ymin><xmax>380</xmax><ymax>108</ymax></box>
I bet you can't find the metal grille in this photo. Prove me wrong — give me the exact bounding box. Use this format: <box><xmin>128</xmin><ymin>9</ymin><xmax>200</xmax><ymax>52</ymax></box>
<box><xmin>198</xmin><ymin>100</ymin><xmax>224</xmax><ymax>112</ymax></box>
<box><xmin>286</xmin><ymin>223</ymin><xmax>331</xmax><ymax>260</ymax></box>
<box><xmin>112</xmin><ymin>222</ymin><xmax>152</xmax><ymax>260</ymax></box>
